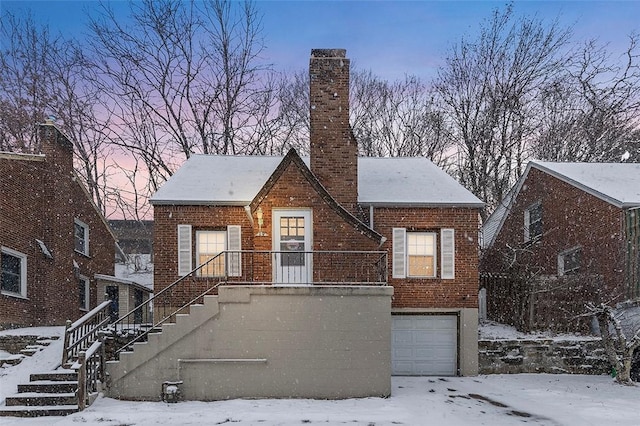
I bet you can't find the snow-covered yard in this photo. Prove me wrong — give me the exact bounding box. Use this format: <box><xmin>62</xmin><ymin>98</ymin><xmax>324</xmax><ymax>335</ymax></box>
<box><xmin>1</xmin><ymin>326</ymin><xmax>638</xmax><ymax>426</ymax></box>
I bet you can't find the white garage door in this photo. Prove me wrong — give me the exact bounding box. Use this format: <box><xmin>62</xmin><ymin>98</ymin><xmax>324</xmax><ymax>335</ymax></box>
<box><xmin>392</xmin><ymin>315</ymin><xmax>458</xmax><ymax>376</ymax></box>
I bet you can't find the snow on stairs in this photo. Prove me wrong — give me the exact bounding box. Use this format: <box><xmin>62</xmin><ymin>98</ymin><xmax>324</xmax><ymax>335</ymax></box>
<box><xmin>0</xmin><ymin>370</ymin><xmax>79</xmax><ymax>417</ymax></box>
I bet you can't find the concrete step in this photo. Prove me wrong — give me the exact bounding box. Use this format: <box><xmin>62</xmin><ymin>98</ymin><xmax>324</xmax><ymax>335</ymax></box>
<box><xmin>17</xmin><ymin>381</ymin><xmax>77</xmax><ymax>394</ymax></box>
<box><xmin>5</xmin><ymin>392</ymin><xmax>77</xmax><ymax>407</ymax></box>
<box><xmin>30</xmin><ymin>371</ymin><xmax>77</xmax><ymax>382</ymax></box>
<box><xmin>0</xmin><ymin>404</ymin><xmax>79</xmax><ymax>417</ymax></box>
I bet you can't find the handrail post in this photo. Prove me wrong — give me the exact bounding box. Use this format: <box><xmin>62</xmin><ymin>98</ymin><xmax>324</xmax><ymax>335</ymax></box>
<box><xmin>98</xmin><ymin>333</ymin><xmax>106</xmax><ymax>383</ymax></box>
<box><xmin>62</xmin><ymin>319</ymin><xmax>72</xmax><ymax>367</ymax></box>
<box><xmin>77</xmin><ymin>351</ymin><xmax>87</xmax><ymax>411</ymax></box>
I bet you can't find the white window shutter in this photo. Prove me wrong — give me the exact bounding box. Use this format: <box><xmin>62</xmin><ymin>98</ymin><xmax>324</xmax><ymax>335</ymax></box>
<box><xmin>441</xmin><ymin>228</ymin><xmax>455</xmax><ymax>279</ymax></box>
<box><xmin>227</xmin><ymin>225</ymin><xmax>242</xmax><ymax>277</ymax></box>
<box><xmin>524</xmin><ymin>209</ymin><xmax>531</xmax><ymax>241</ymax></box>
<box><xmin>177</xmin><ymin>224</ymin><xmax>192</xmax><ymax>276</ymax></box>
<box><xmin>392</xmin><ymin>228</ymin><xmax>406</xmax><ymax>279</ymax></box>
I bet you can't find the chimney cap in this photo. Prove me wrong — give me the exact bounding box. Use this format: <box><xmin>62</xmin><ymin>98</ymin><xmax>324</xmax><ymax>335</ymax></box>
<box><xmin>311</xmin><ymin>49</ymin><xmax>346</xmax><ymax>58</ymax></box>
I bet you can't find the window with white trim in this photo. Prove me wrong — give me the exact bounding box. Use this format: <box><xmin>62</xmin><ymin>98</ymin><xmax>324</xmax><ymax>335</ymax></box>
<box><xmin>524</xmin><ymin>202</ymin><xmax>542</xmax><ymax>242</ymax></box>
<box><xmin>392</xmin><ymin>228</ymin><xmax>455</xmax><ymax>279</ymax></box>
<box><xmin>78</xmin><ymin>275</ymin><xmax>90</xmax><ymax>311</ymax></box>
<box><xmin>558</xmin><ymin>247</ymin><xmax>581</xmax><ymax>276</ymax></box>
<box><xmin>197</xmin><ymin>230</ymin><xmax>226</xmax><ymax>277</ymax></box>
<box><xmin>407</xmin><ymin>232</ymin><xmax>437</xmax><ymax>277</ymax></box>
<box><xmin>1</xmin><ymin>247</ymin><xmax>27</xmax><ymax>298</ymax></box>
<box><xmin>178</xmin><ymin>225</ymin><xmax>241</xmax><ymax>277</ymax></box>
<box><xmin>74</xmin><ymin>219</ymin><xmax>89</xmax><ymax>255</ymax></box>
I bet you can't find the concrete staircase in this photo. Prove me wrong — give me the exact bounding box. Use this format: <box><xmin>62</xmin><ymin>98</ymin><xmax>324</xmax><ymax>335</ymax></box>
<box><xmin>0</xmin><ymin>370</ymin><xmax>79</xmax><ymax>417</ymax></box>
<box><xmin>107</xmin><ymin>295</ymin><xmax>220</xmax><ymax>392</ymax></box>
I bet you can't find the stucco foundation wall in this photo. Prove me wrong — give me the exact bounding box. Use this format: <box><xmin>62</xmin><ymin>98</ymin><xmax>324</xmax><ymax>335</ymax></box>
<box><xmin>107</xmin><ymin>285</ymin><xmax>393</xmax><ymax>401</ymax></box>
<box><xmin>479</xmin><ymin>338</ymin><xmax>609</xmax><ymax>375</ymax></box>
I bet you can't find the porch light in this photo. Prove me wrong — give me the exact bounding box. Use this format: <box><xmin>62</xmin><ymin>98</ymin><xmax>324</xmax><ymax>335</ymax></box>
<box><xmin>256</xmin><ymin>207</ymin><xmax>268</xmax><ymax>237</ymax></box>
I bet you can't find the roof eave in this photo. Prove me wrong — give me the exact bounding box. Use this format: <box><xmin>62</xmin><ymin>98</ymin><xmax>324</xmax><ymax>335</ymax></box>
<box><xmin>361</xmin><ymin>201</ymin><xmax>485</xmax><ymax>209</ymax></box>
<box><xmin>150</xmin><ymin>199</ymin><xmax>250</xmax><ymax>207</ymax></box>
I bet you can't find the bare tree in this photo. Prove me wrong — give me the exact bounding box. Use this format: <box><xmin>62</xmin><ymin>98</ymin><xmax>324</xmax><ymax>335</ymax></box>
<box><xmin>276</xmin><ymin>67</ymin><xmax>452</xmax><ymax>165</ymax></box>
<box><xmin>86</xmin><ymin>0</ymin><xmax>274</xmax><ymax>197</ymax></box>
<box><xmin>532</xmin><ymin>35</ymin><xmax>640</xmax><ymax>162</ymax></box>
<box><xmin>586</xmin><ymin>303</ymin><xmax>640</xmax><ymax>385</ymax></box>
<box><xmin>0</xmin><ymin>10</ymin><xmax>114</xmax><ymax>214</ymax></box>
<box><xmin>351</xmin><ymin>71</ymin><xmax>452</xmax><ymax>164</ymax></box>
<box><xmin>434</xmin><ymin>4</ymin><xmax>571</xmax><ymax>217</ymax></box>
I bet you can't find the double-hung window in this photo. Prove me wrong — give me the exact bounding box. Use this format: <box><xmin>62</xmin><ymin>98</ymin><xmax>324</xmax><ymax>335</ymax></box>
<box><xmin>78</xmin><ymin>275</ymin><xmax>90</xmax><ymax>311</ymax></box>
<box><xmin>392</xmin><ymin>228</ymin><xmax>455</xmax><ymax>279</ymax></box>
<box><xmin>196</xmin><ymin>230</ymin><xmax>226</xmax><ymax>277</ymax></box>
<box><xmin>524</xmin><ymin>202</ymin><xmax>542</xmax><ymax>242</ymax></box>
<box><xmin>407</xmin><ymin>232</ymin><xmax>437</xmax><ymax>277</ymax></box>
<box><xmin>1</xmin><ymin>247</ymin><xmax>27</xmax><ymax>298</ymax></box>
<box><xmin>74</xmin><ymin>219</ymin><xmax>89</xmax><ymax>255</ymax></box>
<box><xmin>177</xmin><ymin>225</ymin><xmax>241</xmax><ymax>277</ymax></box>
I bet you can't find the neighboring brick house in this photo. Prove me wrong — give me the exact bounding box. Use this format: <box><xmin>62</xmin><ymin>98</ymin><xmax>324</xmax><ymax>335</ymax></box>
<box><xmin>150</xmin><ymin>49</ymin><xmax>483</xmax><ymax>376</ymax></box>
<box><xmin>481</xmin><ymin>161</ymin><xmax>640</xmax><ymax>332</ymax></box>
<box><xmin>0</xmin><ymin>121</ymin><xmax>116</xmax><ymax>329</ymax></box>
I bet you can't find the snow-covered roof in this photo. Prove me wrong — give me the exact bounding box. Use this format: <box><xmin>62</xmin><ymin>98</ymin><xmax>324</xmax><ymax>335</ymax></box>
<box><xmin>151</xmin><ymin>154</ymin><xmax>483</xmax><ymax>207</ymax></box>
<box><xmin>480</xmin><ymin>188</ymin><xmax>515</xmax><ymax>250</ymax></box>
<box><xmin>533</xmin><ymin>161</ymin><xmax>640</xmax><ymax>208</ymax></box>
<box><xmin>96</xmin><ymin>272</ymin><xmax>153</xmax><ymax>292</ymax></box>
<box><xmin>481</xmin><ymin>160</ymin><xmax>640</xmax><ymax>250</ymax></box>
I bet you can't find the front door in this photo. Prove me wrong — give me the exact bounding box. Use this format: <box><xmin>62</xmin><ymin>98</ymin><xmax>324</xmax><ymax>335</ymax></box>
<box><xmin>273</xmin><ymin>210</ymin><xmax>312</xmax><ymax>284</ymax></box>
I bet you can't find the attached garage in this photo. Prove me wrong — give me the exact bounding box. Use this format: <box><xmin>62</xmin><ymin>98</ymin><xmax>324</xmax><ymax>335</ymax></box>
<box><xmin>391</xmin><ymin>314</ymin><xmax>458</xmax><ymax>376</ymax></box>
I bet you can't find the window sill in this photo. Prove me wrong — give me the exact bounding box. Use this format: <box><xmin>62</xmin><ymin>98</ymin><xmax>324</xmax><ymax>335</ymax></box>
<box><xmin>74</xmin><ymin>250</ymin><xmax>91</xmax><ymax>259</ymax></box>
<box><xmin>1</xmin><ymin>291</ymin><xmax>29</xmax><ymax>300</ymax></box>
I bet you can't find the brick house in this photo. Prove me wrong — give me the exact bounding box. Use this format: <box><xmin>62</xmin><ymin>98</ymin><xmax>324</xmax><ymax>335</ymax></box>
<box><xmin>0</xmin><ymin>121</ymin><xmax>116</xmax><ymax>329</ymax></box>
<box><xmin>145</xmin><ymin>49</ymin><xmax>483</xmax><ymax>381</ymax></box>
<box><xmin>481</xmin><ymin>161</ymin><xmax>640</xmax><ymax>332</ymax></box>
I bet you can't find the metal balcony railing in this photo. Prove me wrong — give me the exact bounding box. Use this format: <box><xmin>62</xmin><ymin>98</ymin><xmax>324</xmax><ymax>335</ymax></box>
<box><xmin>106</xmin><ymin>250</ymin><xmax>387</xmax><ymax>358</ymax></box>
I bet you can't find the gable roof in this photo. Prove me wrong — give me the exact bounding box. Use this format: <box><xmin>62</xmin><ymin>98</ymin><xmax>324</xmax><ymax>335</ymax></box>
<box><xmin>249</xmin><ymin>149</ymin><xmax>385</xmax><ymax>245</ymax></box>
<box><xmin>532</xmin><ymin>161</ymin><xmax>640</xmax><ymax>208</ymax></box>
<box><xmin>150</xmin><ymin>154</ymin><xmax>483</xmax><ymax>208</ymax></box>
<box><xmin>481</xmin><ymin>160</ymin><xmax>640</xmax><ymax>249</ymax></box>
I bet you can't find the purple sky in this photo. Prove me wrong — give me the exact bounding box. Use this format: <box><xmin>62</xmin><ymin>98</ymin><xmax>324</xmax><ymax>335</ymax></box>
<box><xmin>2</xmin><ymin>0</ymin><xmax>639</xmax><ymax>79</ymax></box>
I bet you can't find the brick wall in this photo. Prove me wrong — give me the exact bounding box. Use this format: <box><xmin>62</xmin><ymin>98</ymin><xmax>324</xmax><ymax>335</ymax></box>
<box><xmin>0</xmin><ymin>124</ymin><xmax>115</xmax><ymax>329</ymax></box>
<box><xmin>153</xmin><ymin>161</ymin><xmax>380</xmax><ymax>294</ymax></box>
<box><xmin>309</xmin><ymin>49</ymin><xmax>358</xmax><ymax>214</ymax></box>
<box><xmin>374</xmin><ymin>207</ymin><xmax>480</xmax><ymax>309</ymax></box>
<box><xmin>483</xmin><ymin>167</ymin><xmax>627</xmax><ymax>330</ymax></box>
<box><xmin>154</xmin><ymin>161</ymin><xmax>480</xmax><ymax>311</ymax></box>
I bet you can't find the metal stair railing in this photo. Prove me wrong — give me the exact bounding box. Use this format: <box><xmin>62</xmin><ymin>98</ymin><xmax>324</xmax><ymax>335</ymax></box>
<box><xmin>106</xmin><ymin>249</ymin><xmax>388</xmax><ymax>358</ymax></box>
<box><xmin>107</xmin><ymin>252</ymin><xmax>229</xmax><ymax>357</ymax></box>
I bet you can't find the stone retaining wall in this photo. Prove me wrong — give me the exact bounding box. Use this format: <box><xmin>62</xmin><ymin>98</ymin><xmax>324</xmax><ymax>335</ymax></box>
<box><xmin>479</xmin><ymin>338</ymin><xmax>610</xmax><ymax>375</ymax></box>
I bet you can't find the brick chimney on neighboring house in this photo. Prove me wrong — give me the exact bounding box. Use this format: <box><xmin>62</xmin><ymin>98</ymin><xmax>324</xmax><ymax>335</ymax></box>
<box><xmin>309</xmin><ymin>49</ymin><xmax>358</xmax><ymax>213</ymax></box>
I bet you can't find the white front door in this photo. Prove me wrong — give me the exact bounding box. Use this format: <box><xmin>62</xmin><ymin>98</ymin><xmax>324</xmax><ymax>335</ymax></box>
<box><xmin>273</xmin><ymin>210</ymin><xmax>312</xmax><ymax>284</ymax></box>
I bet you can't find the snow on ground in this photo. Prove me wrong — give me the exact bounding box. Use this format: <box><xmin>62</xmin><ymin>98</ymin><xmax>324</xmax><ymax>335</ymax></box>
<box><xmin>0</xmin><ymin>326</ymin><xmax>638</xmax><ymax>426</ymax></box>
<box><xmin>479</xmin><ymin>321</ymin><xmax>599</xmax><ymax>341</ymax></box>
<box><xmin>0</xmin><ymin>327</ymin><xmax>64</xmax><ymax>405</ymax></box>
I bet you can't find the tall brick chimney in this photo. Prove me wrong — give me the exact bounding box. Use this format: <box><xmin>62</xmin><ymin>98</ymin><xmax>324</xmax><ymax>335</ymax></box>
<box><xmin>309</xmin><ymin>49</ymin><xmax>358</xmax><ymax>213</ymax></box>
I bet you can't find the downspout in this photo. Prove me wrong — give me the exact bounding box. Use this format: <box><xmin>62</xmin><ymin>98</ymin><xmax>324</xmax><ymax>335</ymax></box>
<box><xmin>244</xmin><ymin>205</ymin><xmax>254</xmax><ymax>227</ymax></box>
